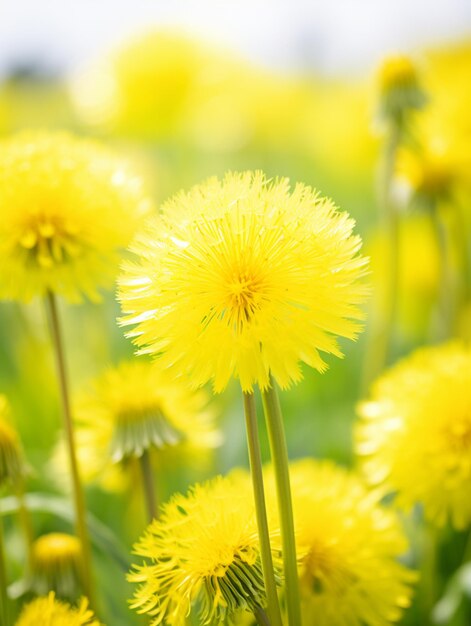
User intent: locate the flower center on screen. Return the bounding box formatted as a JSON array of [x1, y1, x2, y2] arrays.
[[224, 270, 267, 329], [18, 217, 81, 268]]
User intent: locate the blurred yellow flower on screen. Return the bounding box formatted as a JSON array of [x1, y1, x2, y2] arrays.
[[129, 473, 276, 625], [64, 359, 219, 490], [424, 40, 471, 145], [356, 342, 471, 529], [119, 171, 367, 393], [73, 30, 250, 145], [30, 533, 82, 600], [376, 54, 426, 122], [15, 592, 100, 626], [0, 395, 25, 486], [0, 131, 152, 302], [266, 460, 414, 626]]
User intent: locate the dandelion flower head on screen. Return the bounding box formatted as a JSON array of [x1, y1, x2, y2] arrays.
[[30, 533, 82, 600], [0, 131, 152, 302], [66, 359, 219, 490], [376, 54, 426, 123], [356, 342, 471, 529], [119, 171, 367, 393], [129, 472, 277, 625], [282, 460, 414, 626], [15, 592, 100, 626]]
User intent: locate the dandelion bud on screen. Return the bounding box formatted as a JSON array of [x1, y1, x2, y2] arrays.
[[29, 533, 82, 601], [377, 55, 427, 125]]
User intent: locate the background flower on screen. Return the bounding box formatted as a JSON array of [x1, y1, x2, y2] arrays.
[[278, 460, 415, 626], [356, 342, 471, 529], [14, 592, 100, 626], [0, 131, 153, 302]]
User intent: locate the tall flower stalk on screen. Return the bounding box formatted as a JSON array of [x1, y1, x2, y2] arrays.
[[243, 392, 283, 626], [363, 55, 426, 390], [45, 291, 94, 605], [262, 381, 301, 626]]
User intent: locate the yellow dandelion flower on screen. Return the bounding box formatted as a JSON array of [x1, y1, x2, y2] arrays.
[[0, 395, 25, 486], [30, 533, 82, 600], [63, 359, 220, 490], [356, 342, 471, 529], [271, 460, 414, 626], [15, 592, 100, 626], [129, 473, 278, 625], [377, 54, 426, 123], [72, 30, 220, 140], [119, 171, 367, 393], [0, 131, 152, 302]]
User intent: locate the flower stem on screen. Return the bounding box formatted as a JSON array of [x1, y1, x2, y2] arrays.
[[0, 499, 11, 626], [261, 379, 302, 626], [253, 605, 272, 626], [430, 205, 454, 339], [243, 392, 282, 626], [139, 450, 158, 523], [45, 291, 95, 606], [362, 121, 401, 392]]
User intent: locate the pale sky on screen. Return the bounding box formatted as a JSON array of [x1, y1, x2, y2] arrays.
[[0, 0, 470, 78]]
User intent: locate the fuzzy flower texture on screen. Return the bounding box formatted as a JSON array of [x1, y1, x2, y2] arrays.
[[129, 474, 271, 625], [15, 592, 100, 626], [67, 359, 219, 490], [357, 342, 471, 529], [0, 131, 152, 302], [119, 171, 367, 392]]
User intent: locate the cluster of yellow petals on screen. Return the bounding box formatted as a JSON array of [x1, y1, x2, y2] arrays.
[[64, 359, 219, 490], [0, 131, 152, 302], [356, 342, 471, 529], [129, 474, 269, 625], [15, 592, 100, 626], [283, 460, 415, 626], [119, 171, 367, 393]]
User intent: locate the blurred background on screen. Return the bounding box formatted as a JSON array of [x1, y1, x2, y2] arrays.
[[1, 2, 471, 624]]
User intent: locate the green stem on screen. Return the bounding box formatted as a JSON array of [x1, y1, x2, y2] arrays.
[[362, 121, 401, 392], [261, 379, 301, 626], [139, 450, 158, 523], [430, 206, 454, 339], [45, 291, 95, 606], [0, 499, 10, 626], [253, 605, 271, 626], [420, 523, 438, 624], [243, 392, 282, 626]]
